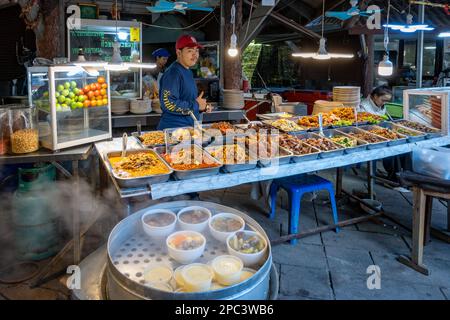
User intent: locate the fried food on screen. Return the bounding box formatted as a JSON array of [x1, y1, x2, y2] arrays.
[[139, 131, 165, 146], [109, 152, 170, 178]]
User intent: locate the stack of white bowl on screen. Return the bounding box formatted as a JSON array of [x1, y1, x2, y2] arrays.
[[333, 86, 361, 108]]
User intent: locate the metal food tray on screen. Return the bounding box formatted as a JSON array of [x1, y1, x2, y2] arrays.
[[393, 120, 442, 139], [258, 145, 293, 168], [132, 131, 166, 148], [106, 149, 173, 188], [204, 144, 258, 173], [164, 126, 212, 147], [154, 144, 222, 180], [377, 122, 426, 143], [201, 123, 248, 145], [287, 141, 322, 163], [321, 129, 368, 154], [359, 125, 408, 147], [262, 119, 307, 134], [336, 127, 389, 149], [292, 132, 345, 158]]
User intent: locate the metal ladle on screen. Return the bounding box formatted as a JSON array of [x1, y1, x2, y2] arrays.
[[121, 132, 128, 157]]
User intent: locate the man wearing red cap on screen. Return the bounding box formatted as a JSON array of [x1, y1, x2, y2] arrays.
[[157, 34, 210, 130]]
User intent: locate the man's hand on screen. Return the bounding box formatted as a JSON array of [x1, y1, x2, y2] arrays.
[[196, 91, 207, 112]]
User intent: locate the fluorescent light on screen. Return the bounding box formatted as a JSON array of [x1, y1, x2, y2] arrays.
[[383, 24, 435, 33], [125, 62, 156, 69], [292, 38, 353, 60], [104, 63, 128, 71], [438, 32, 450, 38], [425, 46, 436, 50], [117, 32, 128, 41], [73, 61, 108, 67]]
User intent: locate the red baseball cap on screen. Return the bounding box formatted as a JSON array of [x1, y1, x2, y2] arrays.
[[176, 35, 204, 50]]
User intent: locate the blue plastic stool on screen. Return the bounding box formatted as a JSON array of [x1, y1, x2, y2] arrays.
[[269, 174, 340, 245]]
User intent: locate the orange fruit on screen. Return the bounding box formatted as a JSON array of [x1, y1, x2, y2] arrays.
[[83, 85, 91, 93], [102, 98, 108, 106], [100, 88, 106, 96], [101, 83, 108, 89], [94, 90, 100, 97], [90, 100, 97, 107], [96, 96, 103, 101], [97, 76, 105, 84], [87, 91, 95, 99], [90, 84, 97, 91], [83, 100, 91, 108]]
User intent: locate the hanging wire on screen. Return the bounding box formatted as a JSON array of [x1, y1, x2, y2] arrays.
[[321, 0, 325, 39], [384, 0, 391, 54], [243, 0, 254, 44], [141, 10, 216, 30], [231, 1, 236, 35]]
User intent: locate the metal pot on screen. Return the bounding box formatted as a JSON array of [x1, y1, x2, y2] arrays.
[[106, 200, 273, 300]]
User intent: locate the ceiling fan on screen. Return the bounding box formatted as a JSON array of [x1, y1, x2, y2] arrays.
[[146, 1, 214, 14], [325, 0, 381, 21]]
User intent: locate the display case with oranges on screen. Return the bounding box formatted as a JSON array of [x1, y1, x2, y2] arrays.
[[27, 65, 112, 151]]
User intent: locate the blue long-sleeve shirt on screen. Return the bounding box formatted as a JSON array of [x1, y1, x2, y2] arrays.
[[157, 61, 200, 130]]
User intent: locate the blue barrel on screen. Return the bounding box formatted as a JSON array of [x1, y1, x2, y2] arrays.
[[12, 190, 60, 261]]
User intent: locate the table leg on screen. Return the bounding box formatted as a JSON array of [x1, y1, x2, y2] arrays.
[[367, 161, 374, 200], [447, 200, 450, 232], [72, 160, 81, 265], [424, 196, 433, 245], [336, 167, 343, 198], [397, 187, 429, 275], [99, 156, 108, 196]]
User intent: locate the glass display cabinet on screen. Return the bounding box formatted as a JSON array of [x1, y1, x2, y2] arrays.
[[68, 19, 142, 99], [403, 87, 450, 135], [27, 65, 112, 151]]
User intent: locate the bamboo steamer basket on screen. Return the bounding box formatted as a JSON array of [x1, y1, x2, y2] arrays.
[[312, 100, 344, 115]]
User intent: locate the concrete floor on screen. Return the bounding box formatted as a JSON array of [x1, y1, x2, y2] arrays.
[[0, 166, 449, 300]]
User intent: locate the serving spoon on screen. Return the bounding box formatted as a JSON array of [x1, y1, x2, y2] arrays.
[[121, 132, 128, 157]]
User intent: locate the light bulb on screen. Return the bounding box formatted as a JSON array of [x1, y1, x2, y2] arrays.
[[118, 32, 128, 41], [438, 32, 450, 38], [378, 54, 393, 77], [228, 33, 238, 57]]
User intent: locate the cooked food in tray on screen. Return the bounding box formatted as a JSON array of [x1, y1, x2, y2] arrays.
[[139, 131, 165, 146], [396, 120, 440, 133], [302, 137, 342, 151], [279, 134, 318, 155], [168, 232, 204, 250], [169, 128, 202, 143], [357, 112, 386, 124], [268, 119, 304, 132], [297, 114, 340, 128], [392, 127, 423, 137], [207, 144, 248, 164], [109, 152, 171, 178], [163, 145, 220, 171], [367, 127, 404, 140], [348, 131, 386, 143], [331, 135, 358, 148], [330, 107, 356, 121], [209, 122, 237, 135]]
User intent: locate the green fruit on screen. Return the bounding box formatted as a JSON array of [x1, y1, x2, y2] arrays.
[[58, 95, 66, 103], [62, 89, 70, 97], [71, 102, 78, 109], [73, 88, 80, 95], [64, 82, 71, 89], [56, 105, 62, 112], [43, 91, 49, 98], [56, 103, 61, 107], [65, 98, 72, 105], [70, 81, 77, 89], [57, 84, 65, 92], [55, 92, 60, 98], [78, 95, 86, 102], [77, 102, 84, 108], [68, 92, 75, 99], [61, 103, 68, 108]]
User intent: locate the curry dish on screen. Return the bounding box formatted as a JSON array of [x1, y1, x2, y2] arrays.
[[109, 152, 170, 178]]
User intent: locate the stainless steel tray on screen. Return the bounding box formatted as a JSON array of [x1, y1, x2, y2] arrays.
[[292, 132, 345, 158], [258, 146, 293, 168], [132, 131, 166, 148], [154, 144, 222, 180], [378, 122, 426, 143], [393, 120, 442, 139], [262, 119, 307, 134], [321, 129, 368, 154], [106, 149, 173, 188], [204, 144, 258, 173], [164, 126, 212, 147], [359, 125, 408, 146], [336, 127, 389, 149]]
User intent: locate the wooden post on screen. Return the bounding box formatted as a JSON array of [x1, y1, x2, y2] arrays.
[[411, 187, 427, 266], [362, 34, 374, 97], [223, 0, 243, 90], [18, 0, 62, 60]]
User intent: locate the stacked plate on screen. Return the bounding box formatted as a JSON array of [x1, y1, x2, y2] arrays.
[[312, 100, 344, 115], [430, 96, 442, 129], [111, 98, 130, 115], [130, 99, 152, 114], [333, 86, 361, 108]]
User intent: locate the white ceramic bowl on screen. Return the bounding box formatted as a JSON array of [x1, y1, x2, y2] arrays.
[[141, 209, 177, 239], [210, 255, 243, 286], [227, 231, 267, 267], [166, 230, 206, 264], [208, 212, 245, 243], [177, 206, 212, 233]]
